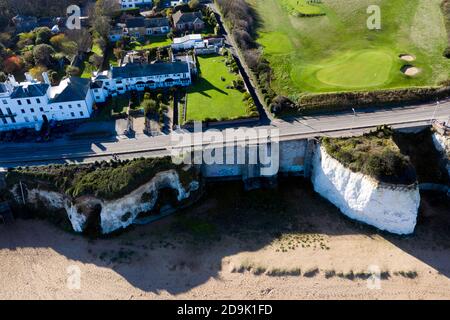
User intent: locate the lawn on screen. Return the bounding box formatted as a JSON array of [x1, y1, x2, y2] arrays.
[[251, 0, 450, 99], [185, 55, 251, 123], [279, 0, 325, 15], [130, 35, 172, 50]]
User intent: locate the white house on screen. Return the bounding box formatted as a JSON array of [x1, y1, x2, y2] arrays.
[[0, 73, 94, 132], [91, 61, 192, 103], [171, 34, 203, 51], [119, 0, 152, 9]]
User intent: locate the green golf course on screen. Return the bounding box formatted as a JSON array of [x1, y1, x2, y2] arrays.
[[252, 0, 450, 98]]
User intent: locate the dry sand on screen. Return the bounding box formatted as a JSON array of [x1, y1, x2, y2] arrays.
[[399, 54, 416, 62], [403, 66, 421, 76], [0, 182, 449, 300]]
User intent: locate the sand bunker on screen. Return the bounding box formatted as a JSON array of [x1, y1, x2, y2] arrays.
[[401, 65, 421, 76], [399, 54, 416, 62]]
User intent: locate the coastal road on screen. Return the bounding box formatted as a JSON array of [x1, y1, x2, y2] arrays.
[[0, 100, 449, 168]]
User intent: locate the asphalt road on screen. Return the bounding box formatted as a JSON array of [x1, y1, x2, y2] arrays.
[[0, 100, 449, 168]]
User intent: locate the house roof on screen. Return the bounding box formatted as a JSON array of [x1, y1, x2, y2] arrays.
[[125, 17, 146, 28], [172, 11, 203, 26], [50, 77, 91, 103], [173, 34, 202, 44], [109, 62, 189, 79], [10, 83, 49, 99], [0, 84, 8, 94], [145, 17, 170, 28]]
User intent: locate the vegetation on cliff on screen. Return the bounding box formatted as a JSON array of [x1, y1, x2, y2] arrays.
[[321, 126, 416, 185], [5, 157, 197, 200]]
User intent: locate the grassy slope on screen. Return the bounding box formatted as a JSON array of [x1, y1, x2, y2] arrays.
[[252, 0, 450, 99], [186, 55, 250, 122]]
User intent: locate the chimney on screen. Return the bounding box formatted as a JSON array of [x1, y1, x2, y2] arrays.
[[24, 72, 33, 82], [42, 72, 51, 85], [8, 74, 18, 86]]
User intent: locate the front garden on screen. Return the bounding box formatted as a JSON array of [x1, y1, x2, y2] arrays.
[[183, 54, 258, 124]]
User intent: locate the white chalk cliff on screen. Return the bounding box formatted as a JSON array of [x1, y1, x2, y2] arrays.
[[14, 169, 199, 234], [432, 132, 450, 177], [311, 145, 420, 235]]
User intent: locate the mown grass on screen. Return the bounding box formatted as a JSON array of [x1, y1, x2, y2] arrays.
[[186, 55, 251, 123], [129, 35, 172, 50], [251, 0, 450, 98], [321, 126, 416, 184]]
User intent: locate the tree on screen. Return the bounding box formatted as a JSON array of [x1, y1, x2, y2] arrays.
[[2, 55, 24, 73], [89, 54, 103, 69], [33, 44, 54, 67], [188, 0, 200, 10], [143, 99, 158, 116], [66, 65, 80, 77], [35, 27, 52, 45], [66, 29, 92, 53], [113, 47, 125, 62], [0, 71, 7, 82], [29, 65, 47, 82]]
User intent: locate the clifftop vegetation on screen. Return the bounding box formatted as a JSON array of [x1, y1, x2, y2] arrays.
[[321, 126, 416, 185], [5, 157, 197, 200]]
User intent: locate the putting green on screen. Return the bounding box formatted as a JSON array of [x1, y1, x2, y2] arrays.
[[292, 50, 396, 89]]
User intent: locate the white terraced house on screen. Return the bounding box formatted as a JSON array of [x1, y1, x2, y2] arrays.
[[91, 61, 192, 103], [119, 0, 152, 9], [0, 73, 94, 132]]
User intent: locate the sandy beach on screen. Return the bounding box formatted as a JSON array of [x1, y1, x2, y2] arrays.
[[0, 180, 449, 299]]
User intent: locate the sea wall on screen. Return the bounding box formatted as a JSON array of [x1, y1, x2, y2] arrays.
[[311, 145, 420, 235]]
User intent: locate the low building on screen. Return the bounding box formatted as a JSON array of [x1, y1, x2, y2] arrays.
[[91, 61, 192, 102], [0, 74, 94, 132], [109, 17, 171, 41], [124, 17, 147, 38], [172, 10, 204, 32], [171, 34, 203, 51], [119, 0, 153, 9], [195, 37, 225, 55], [145, 17, 171, 35], [12, 15, 38, 33]]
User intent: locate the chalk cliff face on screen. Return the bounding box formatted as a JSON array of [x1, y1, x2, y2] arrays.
[[311, 145, 420, 235], [432, 132, 450, 177], [12, 170, 199, 234]]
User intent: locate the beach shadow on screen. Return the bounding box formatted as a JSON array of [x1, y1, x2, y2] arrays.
[[0, 178, 448, 294]]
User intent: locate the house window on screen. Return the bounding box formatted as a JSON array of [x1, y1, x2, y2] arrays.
[[21, 109, 25, 114], [59, 106, 63, 110], [36, 98, 40, 103], [80, 111, 84, 116], [2, 100, 7, 104], [68, 104, 72, 108], [77, 104, 81, 108], [71, 112, 75, 117], [39, 107, 44, 112], [96, 96, 100, 100], [30, 108, 34, 113], [17, 100, 22, 105], [26, 99, 31, 104], [33, 115, 38, 122], [24, 117, 29, 122]]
